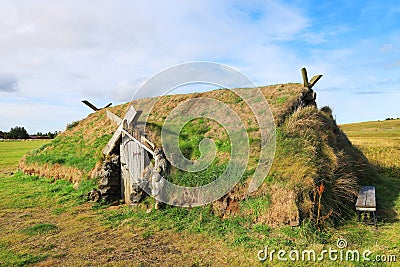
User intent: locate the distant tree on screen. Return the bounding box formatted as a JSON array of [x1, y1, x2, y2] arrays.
[[46, 131, 59, 139], [8, 126, 29, 139]]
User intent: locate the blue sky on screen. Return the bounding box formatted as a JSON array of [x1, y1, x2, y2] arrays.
[[0, 0, 399, 133]]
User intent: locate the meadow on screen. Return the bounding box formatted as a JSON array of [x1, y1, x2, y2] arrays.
[[0, 140, 49, 174], [0, 140, 259, 266], [0, 118, 399, 266], [340, 119, 400, 178]]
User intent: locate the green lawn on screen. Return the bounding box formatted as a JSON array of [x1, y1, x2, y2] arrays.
[[0, 140, 259, 266], [0, 140, 50, 173]]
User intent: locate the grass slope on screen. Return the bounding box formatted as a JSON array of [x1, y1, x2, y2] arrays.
[[20, 84, 308, 180]]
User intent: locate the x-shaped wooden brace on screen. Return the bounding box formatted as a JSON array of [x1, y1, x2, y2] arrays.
[[102, 105, 154, 157], [301, 67, 323, 89]]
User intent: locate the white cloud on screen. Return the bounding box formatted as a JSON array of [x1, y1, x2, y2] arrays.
[[0, 0, 398, 132], [114, 80, 138, 102]]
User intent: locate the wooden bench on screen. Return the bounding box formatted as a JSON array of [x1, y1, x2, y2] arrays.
[[356, 186, 377, 228]]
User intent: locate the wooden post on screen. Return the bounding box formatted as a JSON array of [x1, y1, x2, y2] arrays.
[[309, 75, 323, 89], [301, 67, 323, 89], [301, 67, 309, 88]]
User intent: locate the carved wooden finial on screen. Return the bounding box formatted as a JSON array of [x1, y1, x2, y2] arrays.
[[82, 100, 112, 111], [301, 67, 323, 89], [301, 67, 309, 88]]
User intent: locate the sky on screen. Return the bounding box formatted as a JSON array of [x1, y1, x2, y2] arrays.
[[0, 0, 399, 133]]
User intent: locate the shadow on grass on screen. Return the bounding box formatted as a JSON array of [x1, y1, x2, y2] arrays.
[[374, 166, 400, 223]]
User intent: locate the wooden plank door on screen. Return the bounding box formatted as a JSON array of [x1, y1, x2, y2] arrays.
[[120, 134, 150, 204]]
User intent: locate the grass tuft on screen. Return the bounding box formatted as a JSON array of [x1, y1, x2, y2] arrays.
[[21, 223, 58, 236]]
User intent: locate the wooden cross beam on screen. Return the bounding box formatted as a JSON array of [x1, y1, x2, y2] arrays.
[[301, 67, 323, 89], [82, 100, 112, 111], [103, 105, 140, 156], [106, 110, 123, 125], [120, 128, 155, 156], [103, 105, 154, 156]]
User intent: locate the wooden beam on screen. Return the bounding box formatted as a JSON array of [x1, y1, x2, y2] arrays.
[[82, 100, 99, 111], [309, 74, 323, 89], [82, 100, 112, 111], [301, 68, 323, 89], [121, 129, 154, 156], [106, 110, 122, 125], [103, 105, 140, 156], [125, 105, 142, 127], [301, 67, 309, 88], [103, 123, 123, 156], [141, 136, 155, 149], [103, 103, 112, 109]]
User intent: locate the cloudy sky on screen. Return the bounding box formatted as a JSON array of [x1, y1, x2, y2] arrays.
[[0, 0, 399, 133]]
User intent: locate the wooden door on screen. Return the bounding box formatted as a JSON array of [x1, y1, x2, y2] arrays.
[[120, 133, 150, 204]]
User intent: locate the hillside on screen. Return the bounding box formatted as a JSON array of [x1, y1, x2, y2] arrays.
[[19, 83, 378, 226]]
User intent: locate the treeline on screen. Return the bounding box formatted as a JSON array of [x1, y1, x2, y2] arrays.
[[0, 126, 59, 140]]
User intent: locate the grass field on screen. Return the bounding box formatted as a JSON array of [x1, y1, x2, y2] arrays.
[[0, 118, 399, 266], [0, 140, 260, 266], [340, 119, 400, 264], [340, 119, 400, 177], [0, 140, 50, 174]]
